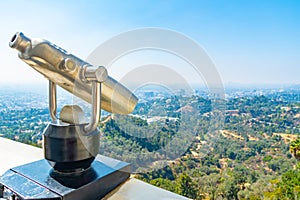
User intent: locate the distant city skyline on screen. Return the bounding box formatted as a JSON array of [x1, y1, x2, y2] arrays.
[[0, 0, 299, 86]]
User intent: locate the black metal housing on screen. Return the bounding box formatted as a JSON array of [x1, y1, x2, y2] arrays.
[[0, 158, 130, 200], [43, 123, 100, 172]]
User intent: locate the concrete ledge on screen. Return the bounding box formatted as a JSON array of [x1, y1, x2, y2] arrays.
[[0, 137, 43, 174], [104, 178, 190, 200], [0, 137, 189, 200]]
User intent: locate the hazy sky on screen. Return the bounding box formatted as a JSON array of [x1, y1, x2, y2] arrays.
[[0, 0, 299, 86]]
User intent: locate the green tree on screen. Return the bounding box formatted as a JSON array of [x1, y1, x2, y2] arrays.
[[265, 164, 300, 200], [290, 139, 300, 160], [149, 178, 176, 192], [175, 173, 197, 199], [217, 177, 240, 200]]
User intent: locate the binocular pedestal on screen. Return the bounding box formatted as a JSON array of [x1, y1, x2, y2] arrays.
[[0, 123, 130, 200], [43, 123, 100, 173], [0, 157, 130, 200], [0, 32, 138, 200]]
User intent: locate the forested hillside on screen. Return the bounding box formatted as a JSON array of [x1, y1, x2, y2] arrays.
[[0, 88, 299, 199], [99, 93, 300, 199]]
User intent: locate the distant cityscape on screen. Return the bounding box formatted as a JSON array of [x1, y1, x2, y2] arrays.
[[0, 83, 298, 136], [0, 84, 299, 199]]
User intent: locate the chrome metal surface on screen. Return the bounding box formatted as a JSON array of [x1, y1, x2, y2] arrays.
[[5, 32, 145, 199], [81, 65, 108, 83], [84, 82, 101, 134], [49, 81, 57, 121], [81, 66, 107, 134], [59, 105, 86, 124], [10, 32, 138, 114]]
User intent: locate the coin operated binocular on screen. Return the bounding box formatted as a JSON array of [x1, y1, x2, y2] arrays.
[[0, 32, 138, 200]]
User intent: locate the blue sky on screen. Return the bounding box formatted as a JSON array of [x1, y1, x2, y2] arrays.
[[0, 0, 299, 85]]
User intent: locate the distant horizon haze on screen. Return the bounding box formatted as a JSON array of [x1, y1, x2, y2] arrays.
[[0, 1, 299, 85]]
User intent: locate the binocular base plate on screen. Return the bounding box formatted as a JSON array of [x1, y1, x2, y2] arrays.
[[0, 156, 130, 200]]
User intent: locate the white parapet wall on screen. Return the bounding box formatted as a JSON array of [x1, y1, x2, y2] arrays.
[[0, 137, 43, 175], [0, 137, 190, 200]]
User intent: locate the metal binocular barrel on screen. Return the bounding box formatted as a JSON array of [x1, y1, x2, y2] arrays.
[[9, 32, 138, 115]]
